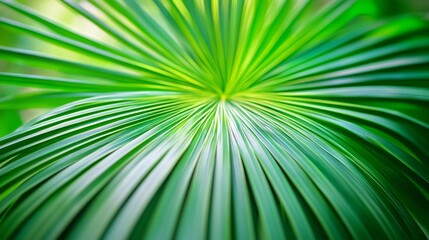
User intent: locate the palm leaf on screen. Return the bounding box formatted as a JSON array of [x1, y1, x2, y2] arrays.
[[0, 0, 428, 239]]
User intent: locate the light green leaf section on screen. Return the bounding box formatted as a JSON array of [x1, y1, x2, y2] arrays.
[[0, 0, 428, 239]]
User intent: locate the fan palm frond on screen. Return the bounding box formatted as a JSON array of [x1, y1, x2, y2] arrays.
[[0, 0, 429, 239]]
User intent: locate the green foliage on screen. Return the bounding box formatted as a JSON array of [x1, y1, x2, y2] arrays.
[[0, 0, 429, 239]]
